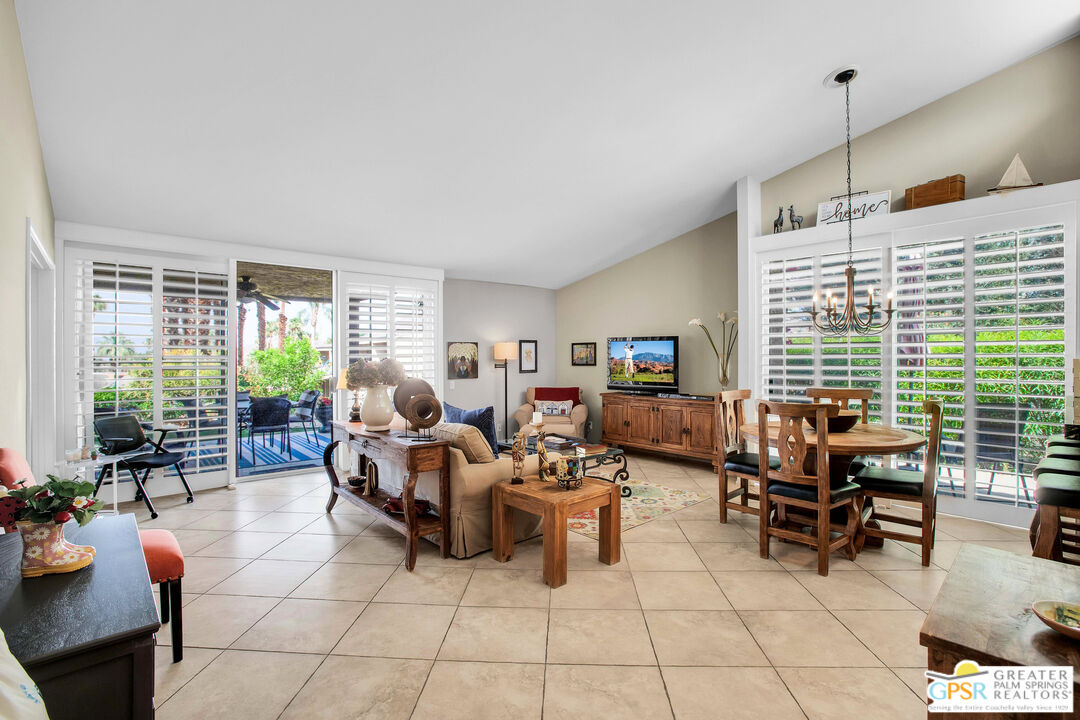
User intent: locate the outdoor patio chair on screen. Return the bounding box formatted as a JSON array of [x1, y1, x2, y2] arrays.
[[248, 396, 292, 465], [93, 414, 193, 519], [289, 390, 322, 446]]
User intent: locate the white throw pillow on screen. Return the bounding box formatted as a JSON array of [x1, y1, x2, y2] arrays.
[[535, 399, 573, 417]]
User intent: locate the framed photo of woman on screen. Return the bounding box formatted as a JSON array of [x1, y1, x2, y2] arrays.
[[519, 340, 538, 373]]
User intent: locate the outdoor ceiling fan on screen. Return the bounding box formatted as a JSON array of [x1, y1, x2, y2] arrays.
[[236, 275, 280, 310]]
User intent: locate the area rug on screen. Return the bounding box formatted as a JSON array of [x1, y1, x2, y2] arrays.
[[568, 479, 708, 539]]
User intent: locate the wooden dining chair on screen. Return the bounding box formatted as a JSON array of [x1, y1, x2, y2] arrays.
[[757, 401, 861, 576], [716, 390, 779, 523], [806, 386, 873, 475], [852, 399, 943, 566]]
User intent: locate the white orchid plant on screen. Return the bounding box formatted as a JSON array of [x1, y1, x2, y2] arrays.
[[689, 312, 738, 389]]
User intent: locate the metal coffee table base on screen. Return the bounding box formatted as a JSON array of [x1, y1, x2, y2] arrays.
[[583, 452, 631, 497]]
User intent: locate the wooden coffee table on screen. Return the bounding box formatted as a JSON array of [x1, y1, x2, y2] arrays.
[[492, 475, 620, 588]]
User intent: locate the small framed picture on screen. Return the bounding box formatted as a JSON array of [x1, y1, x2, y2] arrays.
[[571, 342, 596, 366], [448, 341, 479, 379], [519, 340, 538, 373]]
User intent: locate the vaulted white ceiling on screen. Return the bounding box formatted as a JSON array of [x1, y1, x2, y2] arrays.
[[16, 1, 1080, 288]]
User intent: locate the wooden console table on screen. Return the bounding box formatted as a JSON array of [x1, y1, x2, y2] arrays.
[[600, 392, 718, 467], [0, 515, 160, 720], [324, 421, 451, 570]]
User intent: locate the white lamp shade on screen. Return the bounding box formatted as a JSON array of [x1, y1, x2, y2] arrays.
[[493, 342, 518, 361], [336, 368, 349, 390]]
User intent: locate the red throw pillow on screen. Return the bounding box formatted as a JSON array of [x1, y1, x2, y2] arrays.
[[534, 387, 580, 406]]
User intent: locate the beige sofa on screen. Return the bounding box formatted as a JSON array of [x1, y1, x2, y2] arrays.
[[513, 387, 588, 438]]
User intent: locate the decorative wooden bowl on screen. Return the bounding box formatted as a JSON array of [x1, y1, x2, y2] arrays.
[[1032, 600, 1080, 640], [806, 409, 861, 433]]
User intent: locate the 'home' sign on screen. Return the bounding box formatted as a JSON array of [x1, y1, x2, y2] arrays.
[[817, 190, 891, 225]]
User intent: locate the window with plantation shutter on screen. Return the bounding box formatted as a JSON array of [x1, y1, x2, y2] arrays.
[[760, 256, 814, 403], [345, 283, 391, 365]]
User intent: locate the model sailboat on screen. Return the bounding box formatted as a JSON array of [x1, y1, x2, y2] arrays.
[[988, 153, 1043, 194]]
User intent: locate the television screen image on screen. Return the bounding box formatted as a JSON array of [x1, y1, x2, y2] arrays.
[[607, 336, 678, 391]]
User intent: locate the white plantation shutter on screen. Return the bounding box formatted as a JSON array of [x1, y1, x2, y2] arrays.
[[971, 225, 1066, 508], [820, 248, 884, 421], [760, 256, 814, 403], [345, 283, 391, 364], [392, 285, 438, 383], [160, 269, 230, 474]]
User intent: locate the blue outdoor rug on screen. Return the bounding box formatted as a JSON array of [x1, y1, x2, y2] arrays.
[[238, 429, 332, 472]]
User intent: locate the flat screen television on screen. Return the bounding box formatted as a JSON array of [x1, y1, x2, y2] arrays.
[[606, 336, 679, 393]]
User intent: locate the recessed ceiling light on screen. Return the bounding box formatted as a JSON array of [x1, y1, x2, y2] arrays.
[[823, 65, 859, 88]]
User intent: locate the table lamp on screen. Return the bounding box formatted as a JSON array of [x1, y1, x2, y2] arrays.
[[494, 342, 518, 440], [338, 368, 361, 422]]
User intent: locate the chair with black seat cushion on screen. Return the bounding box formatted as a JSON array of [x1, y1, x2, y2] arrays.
[[1031, 473, 1080, 565], [716, 390, 779, 523], [289, 390, 321, 446], [853, 399, 943, 566], [1033, 457, 1080, 478], [248, 396, 292, 465], [1045, 444, 1080, 459], [93, 414, 193, 519], [806, 387, 873, 475], [758, 401, 861, 576]]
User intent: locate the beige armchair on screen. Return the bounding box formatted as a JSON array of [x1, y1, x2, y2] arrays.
[[513, 387, 588, 438]]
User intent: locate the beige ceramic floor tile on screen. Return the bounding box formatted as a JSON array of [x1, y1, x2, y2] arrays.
[[936, 515, 1028, 542], [157, 649, 321, 720], [240, 511, 322, 532], [550, 571, 640, 609], [231, 598, 365, 653], [361, 521, 404, 537], [413, 541, 482, 566], [134, 507, 218, 531], [711, 571, 822, 610], [191, 531, 291, 559], [870, 569, 948, 610], [374, 566, 474, 605], [277, 495, 355, 513], [329, 534, 409, 564], [969, 539, 1034, 556], [544, 664, 673, 720], [206, 559, 322, 597], [566, 541, 626, 571], [621, 518, 689, 543], [767, 539, 861, 572], [892, 666, 931, 699], [692, 542, 785, 572], [180, 556, 251, 593], [225, 495, 297, 512], [853, 539, 934, 571], [833, 610, 928, 667], [259, 532, 353, 561], [154, 646, 221, 704], [472, 536, 545, 569], [924, 540, 962, 570], [646, 610, 767, 666], [740, 610, 881, 667], [793, 569, 917, 610], [178, 594, 280, 648], [633, 571, 732, 610], [675, 519, 756, 543], [300, 512, 374, 535], [182, 510, 269, 531], [170, 529, 230, 555], [779, 667, 927, 720], [623, 542, 706, 571], [280, 655, 431, 720], [662, 666, 805, 720], [670, 500, 723, 520], [332, 601, 456, 659], [460, 568, 549, 608], [411, 661, 545, 720], [290, 561, 396, 601], [546, 608, 656, 665], [439, 606, 548, 663]]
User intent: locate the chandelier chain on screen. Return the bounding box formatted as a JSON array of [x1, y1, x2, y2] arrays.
[[845, 79, 853, 266]]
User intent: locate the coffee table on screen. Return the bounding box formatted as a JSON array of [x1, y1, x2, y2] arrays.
[[496, 435, 632, 497], [492, 475, 620, 588]]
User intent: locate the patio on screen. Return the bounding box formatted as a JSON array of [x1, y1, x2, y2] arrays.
[[237, 426, 332, 474]]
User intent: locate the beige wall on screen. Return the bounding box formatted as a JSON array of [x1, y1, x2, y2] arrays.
[[0, 0, 54, 453], [762, 35, 1080, 229], [555, 213, 737, 440]]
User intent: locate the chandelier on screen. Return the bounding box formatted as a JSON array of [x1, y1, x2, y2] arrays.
[[808, 67, 894, 336]]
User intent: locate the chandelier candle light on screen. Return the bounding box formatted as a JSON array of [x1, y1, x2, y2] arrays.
[[809, 66, 894, 336]]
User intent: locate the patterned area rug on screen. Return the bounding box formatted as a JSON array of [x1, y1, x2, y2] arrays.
[[568, 479, 708, 539]]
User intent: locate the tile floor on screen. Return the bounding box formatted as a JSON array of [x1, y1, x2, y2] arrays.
[[131, 453, 1034, 720]]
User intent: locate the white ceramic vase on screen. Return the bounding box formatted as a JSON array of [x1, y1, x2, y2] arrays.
[[361, 384, 394, 431]]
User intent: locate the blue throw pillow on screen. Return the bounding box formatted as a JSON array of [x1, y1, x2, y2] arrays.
[[443, 403, 499, 455]]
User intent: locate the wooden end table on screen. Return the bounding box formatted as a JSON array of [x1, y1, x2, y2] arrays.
[[492, 475, 620, 588]]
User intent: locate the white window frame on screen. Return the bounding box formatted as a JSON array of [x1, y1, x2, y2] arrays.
[[739, 179, 1080, 527]]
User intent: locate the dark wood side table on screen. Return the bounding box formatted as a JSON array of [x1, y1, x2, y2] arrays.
[[492, 475, 620, 588], [0, 514, 160, 720], [920, 544, 1080, 719], [325, 421, 451, 570]]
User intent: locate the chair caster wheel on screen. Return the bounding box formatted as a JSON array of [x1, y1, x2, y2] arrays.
[[186, 497, 194, 503], [150, 512, 159, 520]]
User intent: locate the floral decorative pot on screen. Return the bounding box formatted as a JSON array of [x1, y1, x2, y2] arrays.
[[360, 384, 395, 431], [17, 521, 95, 578]]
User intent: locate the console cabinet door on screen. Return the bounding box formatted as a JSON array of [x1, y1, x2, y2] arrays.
[[627, 403, 656, 446], [657, 406, 688, 452], [686, 407, 716, 455], [602, 400, 628, 442]]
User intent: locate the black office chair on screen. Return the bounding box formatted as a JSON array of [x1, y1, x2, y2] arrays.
[[248, 396, 292, 465], [289, 390, 321, 446], [93, 414, 193, 519]]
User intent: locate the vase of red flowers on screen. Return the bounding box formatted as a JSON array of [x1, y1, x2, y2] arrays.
[[1, 477, 104, 578], [315, 396, 334, 432]]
